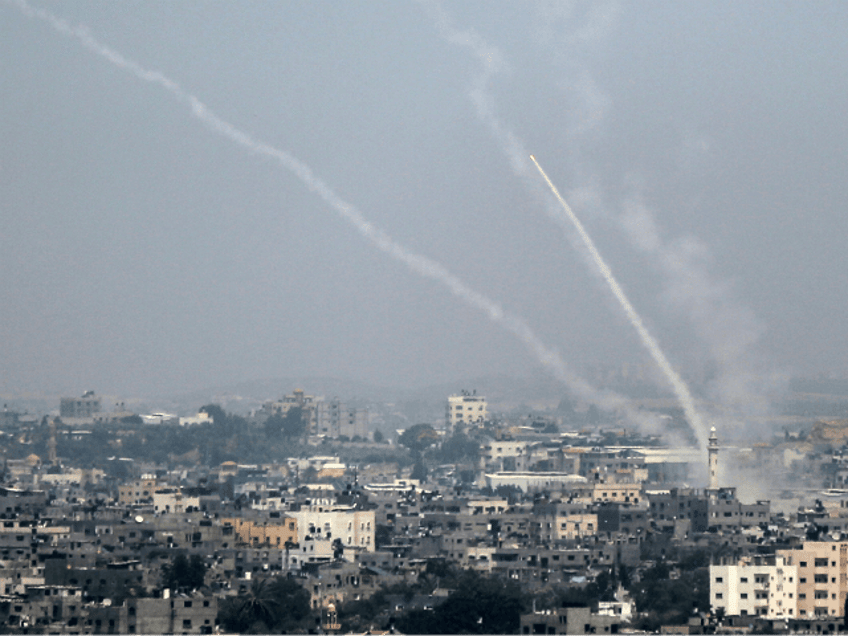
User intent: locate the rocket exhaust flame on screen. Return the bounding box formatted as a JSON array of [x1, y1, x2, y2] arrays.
[[530, 154, 708, 450]]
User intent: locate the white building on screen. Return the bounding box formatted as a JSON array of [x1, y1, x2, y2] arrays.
[[140, 412, 179, 426], [179, 411, 212, 426], [711, 555, 798, 619], [480, 440, 529, 472], [446, 391, 487, 428], [485, 471, 587, 493], [152, 489, 201, 514], [287, 507, 376, 552]]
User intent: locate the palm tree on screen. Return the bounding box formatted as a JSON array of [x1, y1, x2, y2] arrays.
[[218, 576, 312, 633], [219, 578, 280, 633]]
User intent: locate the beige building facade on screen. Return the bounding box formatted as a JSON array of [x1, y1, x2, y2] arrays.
[[222, 517, 298, 548], [778, 541, 848, 618], [446, 392, 487, 427]]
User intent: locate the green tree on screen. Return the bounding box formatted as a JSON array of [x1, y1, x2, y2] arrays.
[[338, 588, 390, 632], [553, 569, 615, 610], [397, 571, 526, 634], [398, 423, 439, 454], [410, 457, 428, 482], [199, 404, 227, 425], [264, 406, 307, 438], [162, 554, 206, 592], [618, 563, 632, 588], [629, 563, 708, 631], [218, 576, 311, 633], [434, 430, 480, 463], [263, 413, 285, 438]]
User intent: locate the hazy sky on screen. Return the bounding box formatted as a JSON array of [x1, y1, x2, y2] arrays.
[[2, 1, 847, 403]]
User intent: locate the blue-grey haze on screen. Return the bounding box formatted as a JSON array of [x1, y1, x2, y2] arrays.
[[2, 2, 846, 417]]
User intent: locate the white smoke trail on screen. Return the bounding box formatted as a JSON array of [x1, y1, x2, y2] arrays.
[[531, 156, 708, 450], [620, 196, 787, 433], [430, 4, 707, 447], [527, 2, 786, 443], [6, 0, 655, 425]]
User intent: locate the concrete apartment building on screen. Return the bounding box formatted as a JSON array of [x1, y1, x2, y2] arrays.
[[777, 541, 848, 619], [314, 399, 369, 439], [446, 391, 487, 427], [575, 448, 647, 480], [708, 487, 770, 532], [59, 391, 101, 419], [480, 440, 529, 472], [287, 507, 376, 551], [711, 555, 798, 619], [222, 517, 298, 549], [646, 487, 710, 532], [588, 482, 644, 505], [261, 390, 369, 438], [117, 478, 159, 505], [520, 606, 622, 635], [484, 471, 587, 493], [261, 389, 320, 430], [152, 489, 200, 514], [712, 544, 848, 621]]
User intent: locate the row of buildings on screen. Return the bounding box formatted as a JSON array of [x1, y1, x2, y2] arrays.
[[5, 387, 848, 633]]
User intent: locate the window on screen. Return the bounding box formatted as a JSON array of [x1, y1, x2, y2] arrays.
[[715, 577, 723, 583]]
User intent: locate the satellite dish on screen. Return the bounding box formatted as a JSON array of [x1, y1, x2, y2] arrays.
[[135, 515, 144, 523]]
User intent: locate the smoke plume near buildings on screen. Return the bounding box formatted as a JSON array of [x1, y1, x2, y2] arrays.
[[531, 155, 708, 449], [430, 3, 793, 450]]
